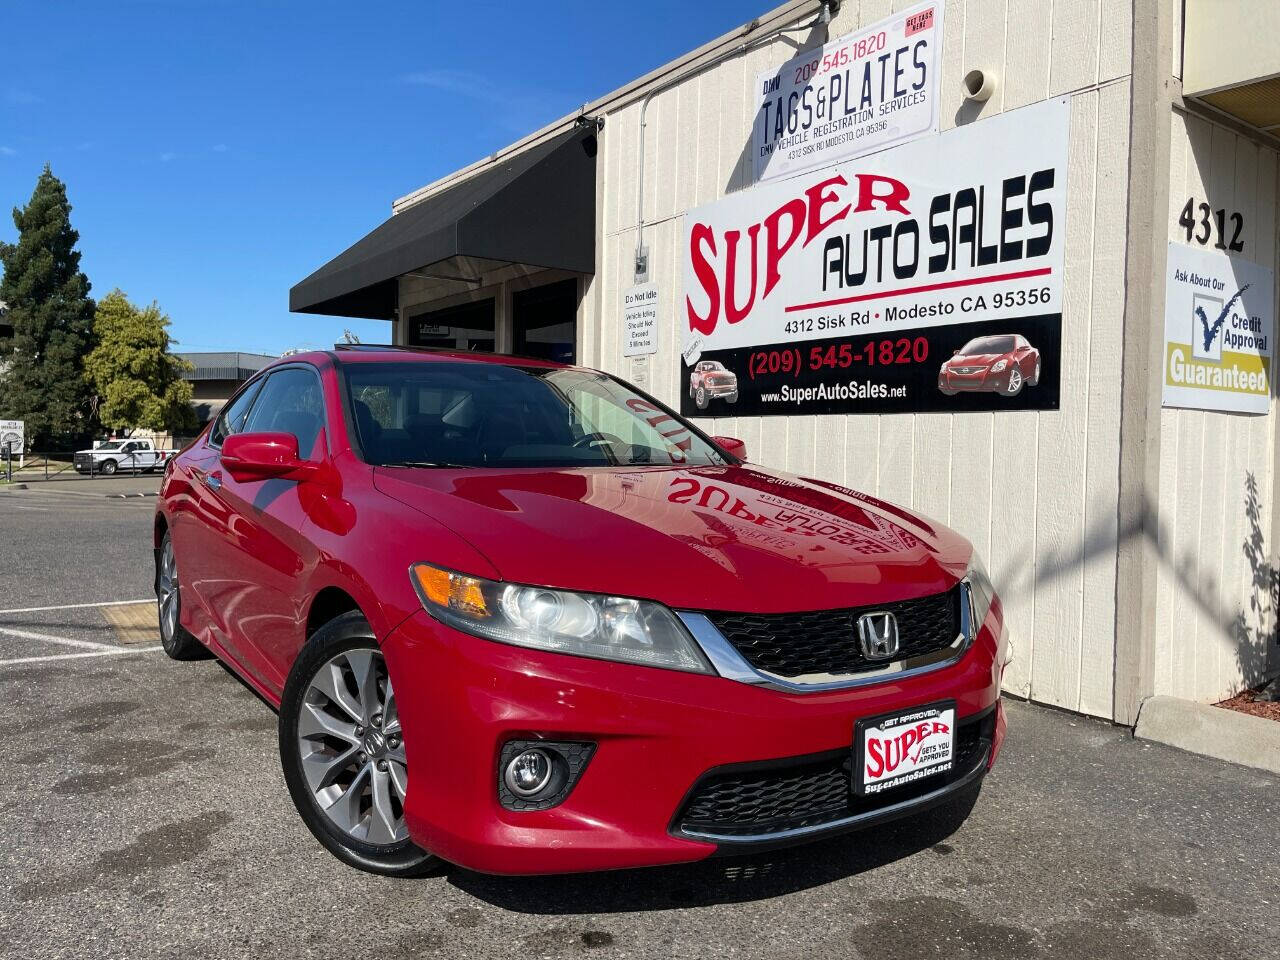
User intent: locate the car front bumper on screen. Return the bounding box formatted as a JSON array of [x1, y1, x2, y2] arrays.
[[381, 603, 1006, 875], [939, 367, 1013, 393], [702, 380, 738, 397]]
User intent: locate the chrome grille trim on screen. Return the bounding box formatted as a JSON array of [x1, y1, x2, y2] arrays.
[[679, 579, 975, 694]]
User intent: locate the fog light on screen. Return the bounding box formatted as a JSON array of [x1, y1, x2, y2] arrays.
[[504, 749, 553, 797], [497, 739, 596, 811]]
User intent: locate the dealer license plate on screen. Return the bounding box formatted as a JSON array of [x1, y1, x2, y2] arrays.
[[855, 701, 956, 795]]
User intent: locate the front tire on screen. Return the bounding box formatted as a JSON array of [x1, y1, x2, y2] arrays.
[[156, 532, 207, 660], [279, 611, 436, 877], [1004, 368, 1023, 396], [695, 386, 708, 410], [100, 459, 118, 475]]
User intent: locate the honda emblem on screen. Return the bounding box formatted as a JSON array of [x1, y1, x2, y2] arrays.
[[857, 611, 900, 660]]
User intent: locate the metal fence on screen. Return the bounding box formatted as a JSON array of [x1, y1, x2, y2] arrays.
[[2, 442, 185, 482]]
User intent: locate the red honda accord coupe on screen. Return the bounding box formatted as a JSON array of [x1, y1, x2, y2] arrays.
[[154, 345, 1009, 876]]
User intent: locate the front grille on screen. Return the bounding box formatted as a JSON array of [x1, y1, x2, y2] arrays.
[[706, 586, 963, 679], [673, 708, 993, 839]]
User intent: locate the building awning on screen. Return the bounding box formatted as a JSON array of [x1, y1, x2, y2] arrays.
[[289, 127, 598, 320]]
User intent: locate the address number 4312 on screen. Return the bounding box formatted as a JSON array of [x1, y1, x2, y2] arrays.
[[1179, 197, 1244, 252]]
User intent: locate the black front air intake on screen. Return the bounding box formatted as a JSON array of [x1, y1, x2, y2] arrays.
[[705, 586, 963, 679], [672, 707, 995, 840]]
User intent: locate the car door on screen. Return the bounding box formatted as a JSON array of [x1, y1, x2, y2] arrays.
[[173, 377, 266, 648], [207, 364, 328, 690]]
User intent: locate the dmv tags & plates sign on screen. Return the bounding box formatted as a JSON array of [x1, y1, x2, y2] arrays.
[[752, 1, 943, 184]]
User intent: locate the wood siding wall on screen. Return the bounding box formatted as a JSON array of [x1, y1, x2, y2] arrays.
[[1154, 111, 1280, 704], [591, 0, 1134, 718]]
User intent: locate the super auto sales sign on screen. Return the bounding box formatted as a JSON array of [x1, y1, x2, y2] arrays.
[[681, 98, 1069, 418]]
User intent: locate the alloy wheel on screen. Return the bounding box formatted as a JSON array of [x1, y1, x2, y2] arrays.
[[157, 538, 179, 644], [1007, 368, 1023, 394], [297, 650, 408, 846]]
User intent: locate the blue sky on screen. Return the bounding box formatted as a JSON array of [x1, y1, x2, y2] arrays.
[[0, 1, 756, 356]]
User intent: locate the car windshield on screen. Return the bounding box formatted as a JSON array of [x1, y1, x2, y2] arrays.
[[343, 361, 732, 469], [959, 336, 1016, 355], [96, 441, 124, 451]]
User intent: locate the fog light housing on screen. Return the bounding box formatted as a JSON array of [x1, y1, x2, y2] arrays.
[[504, 749, 553, 797], [497, 740, 596, 811]]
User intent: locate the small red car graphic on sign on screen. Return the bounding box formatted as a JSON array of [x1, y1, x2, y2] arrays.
[[689, 360, 739, 409], [938, 334, 1041, 397]]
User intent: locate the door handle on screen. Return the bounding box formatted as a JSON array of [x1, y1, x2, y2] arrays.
[[203, 471, 223, 491]]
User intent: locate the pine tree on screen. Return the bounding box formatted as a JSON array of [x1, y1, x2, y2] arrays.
[[0, 167, 96, 448], [84, 290, 197, 433]]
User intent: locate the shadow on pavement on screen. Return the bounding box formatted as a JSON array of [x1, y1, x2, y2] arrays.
[[447, 785, 977, 913]]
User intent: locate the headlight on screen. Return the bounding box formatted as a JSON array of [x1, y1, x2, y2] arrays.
[[964, 551, 997, 638], [990, 359, 1008, 372], [410, 563, 712, 674]]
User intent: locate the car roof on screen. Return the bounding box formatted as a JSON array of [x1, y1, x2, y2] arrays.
[[260, 345, 581, 373]]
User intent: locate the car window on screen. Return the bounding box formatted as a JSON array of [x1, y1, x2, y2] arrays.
[[342, 361, 731, 469], [960, 335, 1016, 355], [210, 377, 265, 447], [242, 366, 326, 458]]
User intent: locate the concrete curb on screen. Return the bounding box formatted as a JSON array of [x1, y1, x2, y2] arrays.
[[1135, 695, 1280, 775]]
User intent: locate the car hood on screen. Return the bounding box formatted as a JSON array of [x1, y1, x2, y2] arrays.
[[373, 463, 971, 613], [946, 352, 1006, 367]]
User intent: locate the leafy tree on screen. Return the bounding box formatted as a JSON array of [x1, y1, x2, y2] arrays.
[[84, 290, 197, 433], [0, 166, 97, 447]]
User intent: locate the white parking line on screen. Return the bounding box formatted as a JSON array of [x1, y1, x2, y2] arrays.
[[0, 626, 119, 651], [0, 599, 152, 615], [0, 646, 162, 666]]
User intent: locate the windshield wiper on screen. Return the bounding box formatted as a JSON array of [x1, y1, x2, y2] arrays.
[[381, 460, 470, 469]]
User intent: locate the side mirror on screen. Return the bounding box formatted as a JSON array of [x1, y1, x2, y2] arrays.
[[953, 349, 961, 355], [712, 436, 747, 461], [221, 432, 319, 482]]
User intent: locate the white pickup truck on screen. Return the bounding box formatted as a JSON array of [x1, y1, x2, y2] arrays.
[[73, 439, 168, 475]]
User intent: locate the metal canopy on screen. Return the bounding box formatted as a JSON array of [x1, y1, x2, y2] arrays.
[[289, 128, 597, 320]]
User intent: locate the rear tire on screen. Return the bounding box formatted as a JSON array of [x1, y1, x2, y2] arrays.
[[279, 611, 437, 877], [156, 532, 207, 660]]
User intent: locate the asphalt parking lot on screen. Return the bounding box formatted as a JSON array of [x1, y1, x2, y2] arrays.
[[1, 476, 1278, 960]]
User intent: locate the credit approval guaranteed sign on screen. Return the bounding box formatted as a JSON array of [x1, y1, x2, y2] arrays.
[[680, 98, 1069, 418], [751, 1, 943, 185], [1162, 243, 1274, 414]]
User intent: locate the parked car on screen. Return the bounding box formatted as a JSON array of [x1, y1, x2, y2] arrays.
[[938, 334, 1041, 396], [75, 438, 167, 475], [689, 359, 738, 409], [155, 345, 1009, 877]]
